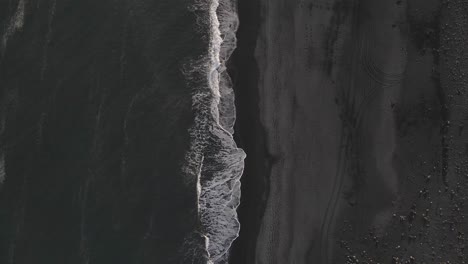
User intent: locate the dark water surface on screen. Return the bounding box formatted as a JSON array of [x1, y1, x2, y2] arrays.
[[0, 1, 205, 263]]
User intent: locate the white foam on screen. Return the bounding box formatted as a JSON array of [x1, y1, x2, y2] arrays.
[[182, 0, 245, 263], [2, 0, 26, 54]]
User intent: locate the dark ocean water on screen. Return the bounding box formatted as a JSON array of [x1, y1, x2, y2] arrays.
[[0, 0, 242, 263]]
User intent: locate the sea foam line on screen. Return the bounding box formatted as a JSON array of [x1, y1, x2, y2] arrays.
[[182, 0, 245, 263]]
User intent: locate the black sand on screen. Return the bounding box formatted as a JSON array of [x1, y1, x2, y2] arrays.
[[230, 0, 468, 263], [229, 0, 267, 263]]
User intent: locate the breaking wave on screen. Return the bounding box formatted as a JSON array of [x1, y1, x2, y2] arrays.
[[181, 0, 245, 263]]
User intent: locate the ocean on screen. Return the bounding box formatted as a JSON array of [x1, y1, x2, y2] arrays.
[[0, 0, 243, 263], [4, 0, 468, 263]]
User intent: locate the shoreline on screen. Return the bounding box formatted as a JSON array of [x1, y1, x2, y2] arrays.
[[227, 0, 468, 263], [228, 0, 268, 263]]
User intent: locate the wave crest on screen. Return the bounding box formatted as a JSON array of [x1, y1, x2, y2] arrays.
[[181, 0, 245, 263]]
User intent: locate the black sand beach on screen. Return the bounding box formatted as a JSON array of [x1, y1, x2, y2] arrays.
[[229, 0, 266, 263], [1, 0, 468, 263], [230, 0, 468, 263]]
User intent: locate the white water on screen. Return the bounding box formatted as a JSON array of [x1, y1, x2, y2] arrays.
[[182, 0, 245, 263], [1, 0, 25, 55]]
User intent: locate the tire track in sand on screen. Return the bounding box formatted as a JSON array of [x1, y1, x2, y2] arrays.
[[318, 1, 405, 262]]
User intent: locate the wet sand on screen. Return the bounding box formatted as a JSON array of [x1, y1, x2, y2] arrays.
[[231, 0, 468, 263], [229, 0, 268, 263]]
